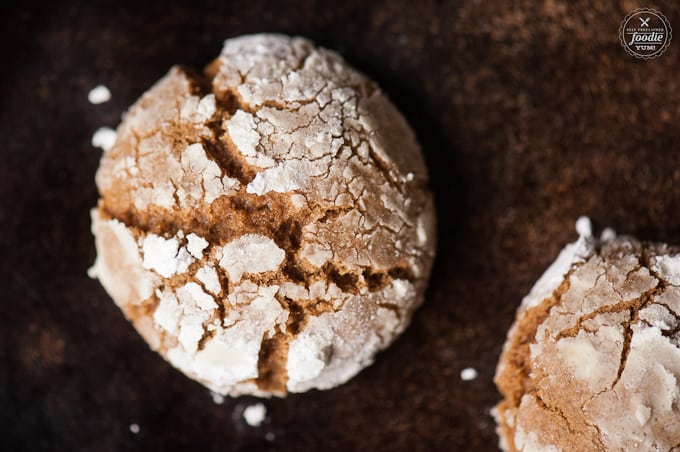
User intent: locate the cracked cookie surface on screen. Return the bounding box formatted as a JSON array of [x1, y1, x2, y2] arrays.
[[494, 219, 680, 451], [89, 34, 436, 397]]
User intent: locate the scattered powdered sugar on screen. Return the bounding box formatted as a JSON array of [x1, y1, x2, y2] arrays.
[[243, 403, 267, 427], [129, 423, 140, 434], [210, 391, 225, 405], [88, 85, 111, 104], [600, 227, 617, 241], [91, 127, 117, 151], [461, 367, 478, 381], [575, 216, 592, 237]]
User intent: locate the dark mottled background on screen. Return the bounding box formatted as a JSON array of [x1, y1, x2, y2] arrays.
[[2, 0, 680, 450]]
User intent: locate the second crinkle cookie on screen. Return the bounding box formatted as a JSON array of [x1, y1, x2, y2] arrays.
[[89, 34, 436, 397], [495, 218, 680, 450]]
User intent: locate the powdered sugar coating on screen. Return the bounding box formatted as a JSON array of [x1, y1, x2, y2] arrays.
[[90, 34, 435, 396], [495, 224, 680, 451]]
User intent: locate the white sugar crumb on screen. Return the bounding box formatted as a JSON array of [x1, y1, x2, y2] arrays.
[[91, 127, 117, 151], [142, 233, 193, 277], [129, 423, 140, 434], [461, 367, 478, 381], [210, 391, 225, 405], [601, 227, 617, 241], [196, 94, 216, 120], [196, 266, 222, 295], [88, 85, 111, 104], [186, 233, 209, 259], [286, 332, 330, 386], [575, 216, 592, 237], [177, 282, 217, 311], [652, 254, 680, 286], [243, 403, 267, 427], [219, 234, 285, 282], [153, 291, 181, 333]]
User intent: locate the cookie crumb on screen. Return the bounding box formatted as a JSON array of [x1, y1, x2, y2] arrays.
[[243, 403, 266, 427], [129, 423, 140, 434], [91, 127, 116, 151], [460, 367, 478, 381], [88, 85, 111, 104]]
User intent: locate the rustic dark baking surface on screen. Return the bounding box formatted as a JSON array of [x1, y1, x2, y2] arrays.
[[3, 0, 680, 450]]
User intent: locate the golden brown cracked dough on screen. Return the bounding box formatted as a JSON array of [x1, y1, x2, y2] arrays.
[[495, 218, 680, 451], [89, 34, 436, 397]]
